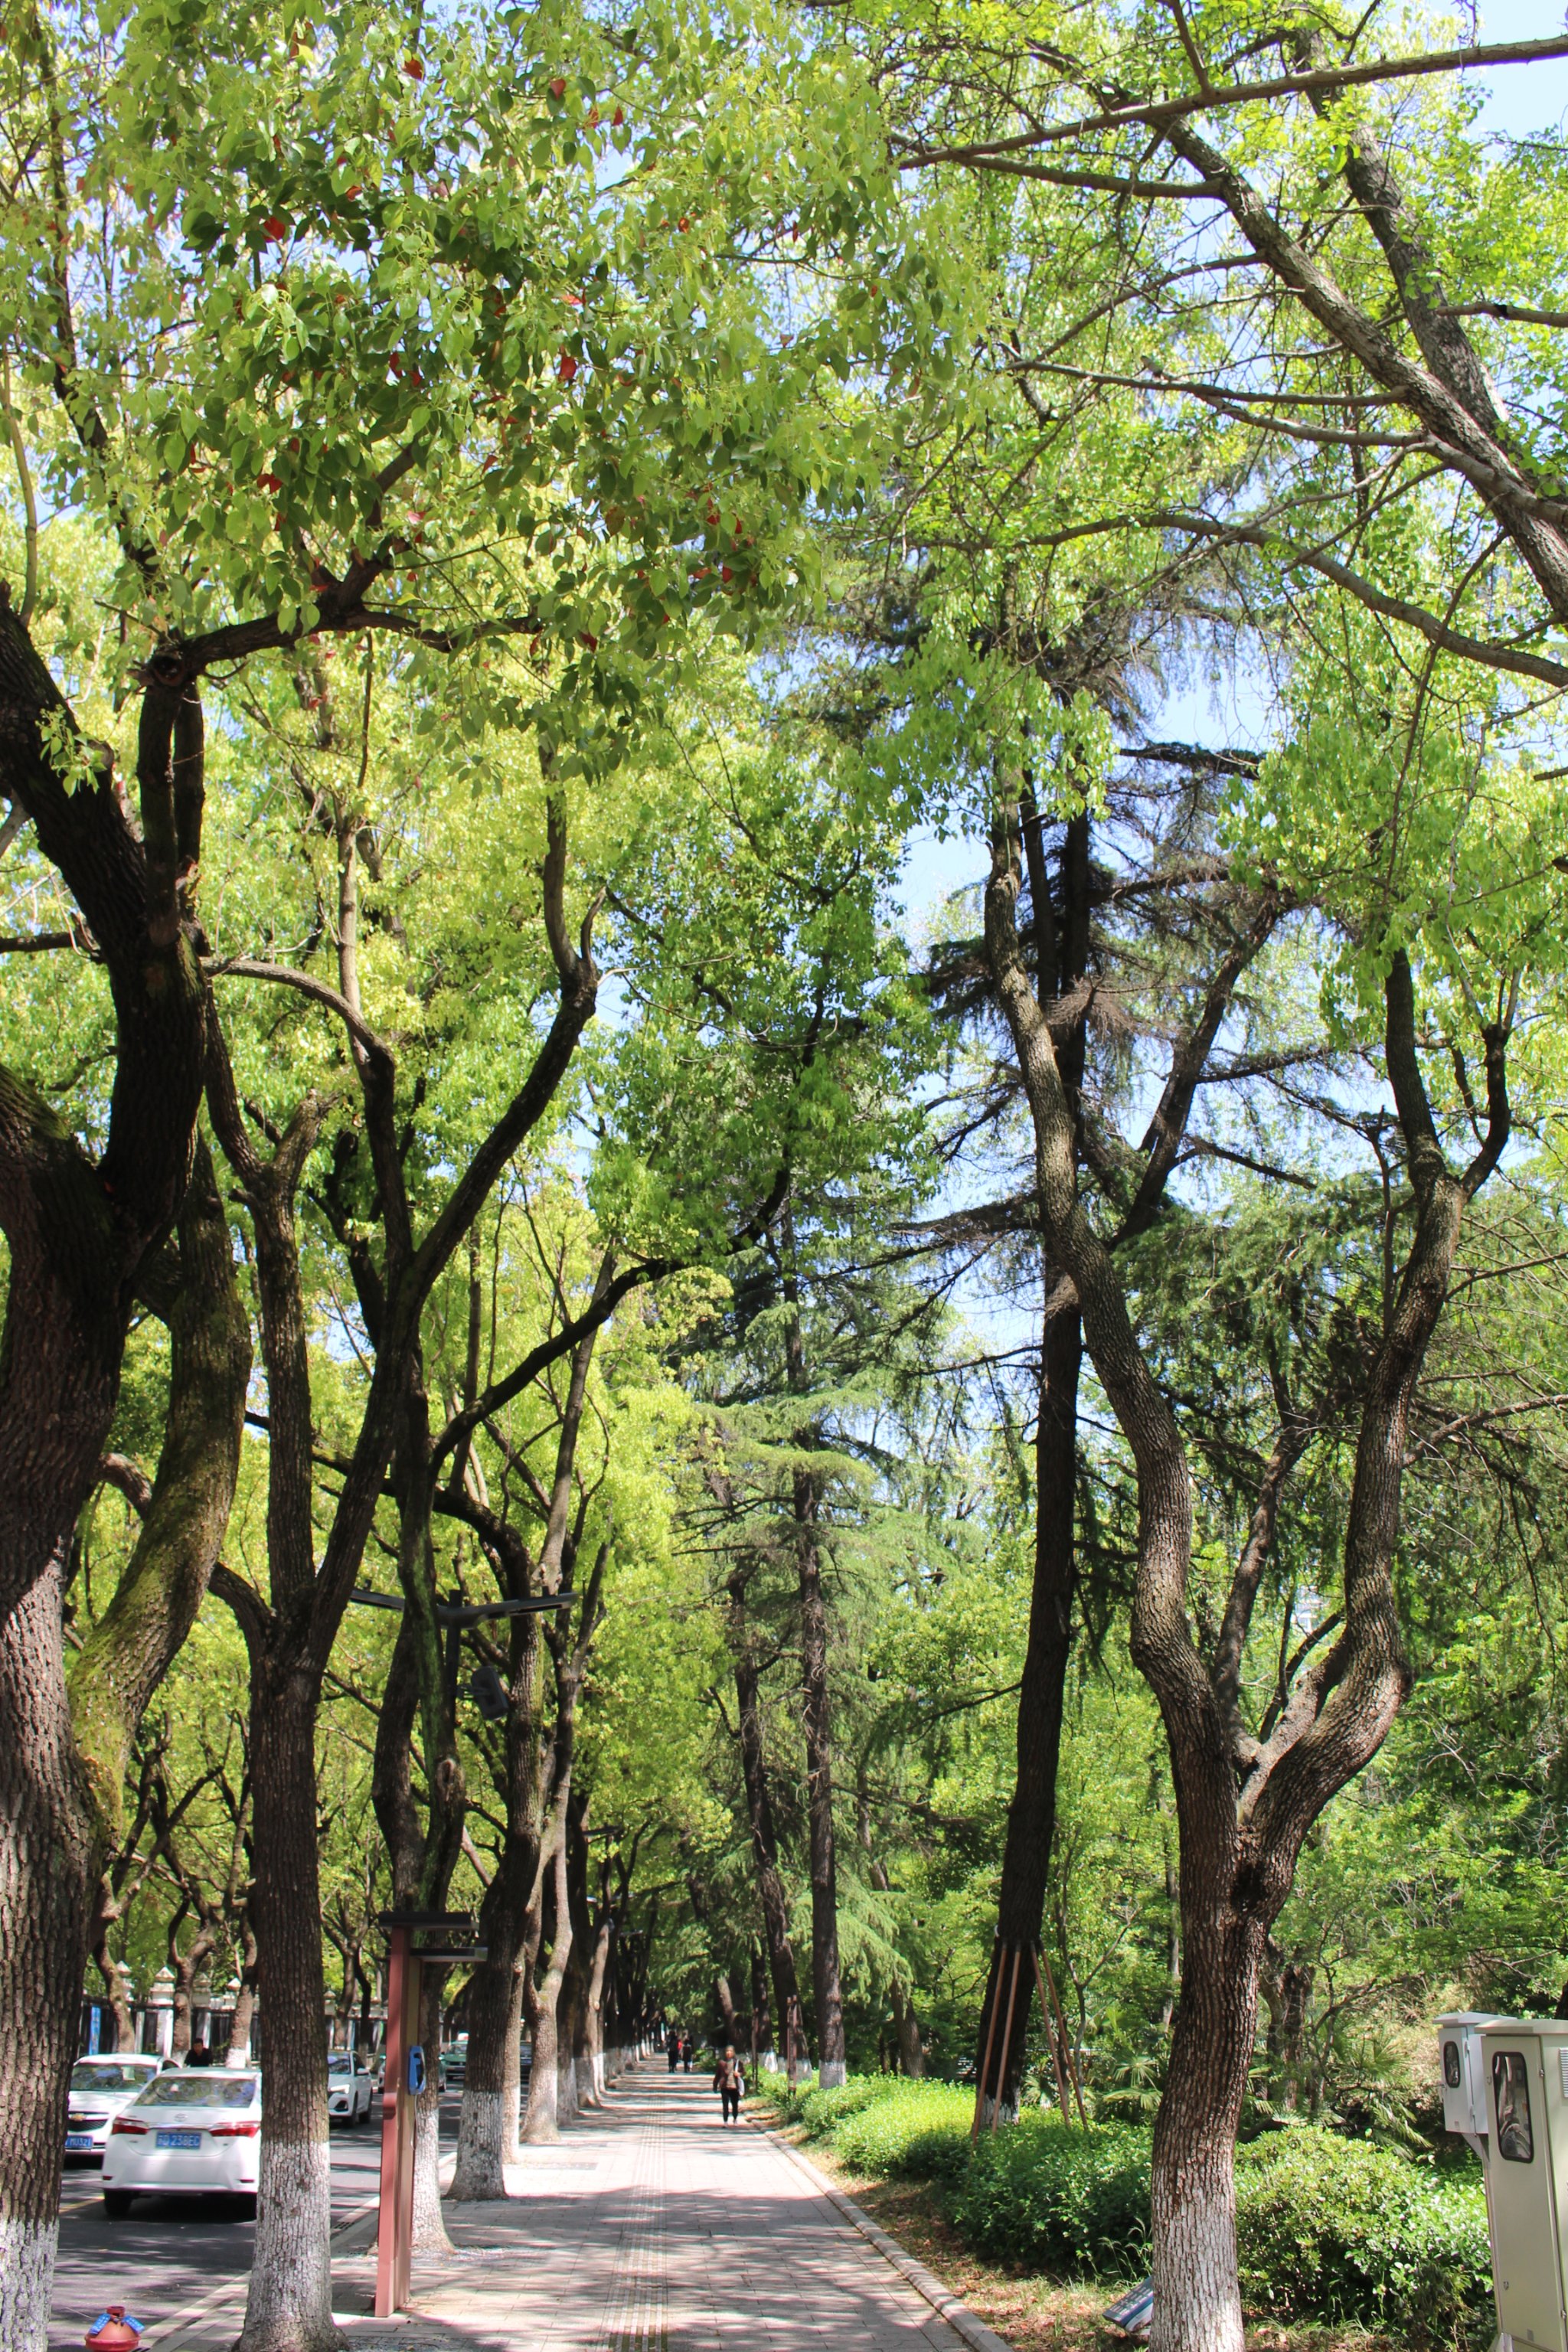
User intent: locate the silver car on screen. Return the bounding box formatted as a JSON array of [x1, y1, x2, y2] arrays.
[[65, 2056, 165, 2160]]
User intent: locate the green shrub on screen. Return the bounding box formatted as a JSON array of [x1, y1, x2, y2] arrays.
[[834, 2082, 974, 2184], [762, 2076, 1490, 2345], [949, 2115, 1152, 2276], [1235, 2130, 1492, 2347], [780, 2074, 897, 2137]]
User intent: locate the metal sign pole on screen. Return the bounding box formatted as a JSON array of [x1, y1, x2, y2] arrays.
[[374, 1927, 421, 2318]]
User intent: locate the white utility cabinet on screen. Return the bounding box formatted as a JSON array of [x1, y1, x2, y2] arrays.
[[1439, 2011, 1498, 2146], [1454, 2017, 1568, 2352]]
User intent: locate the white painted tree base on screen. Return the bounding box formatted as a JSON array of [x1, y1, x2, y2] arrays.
[[0, 2216, 55, 2352], [237, 2138, 336, 2351], [818, 2060, 848, 2088], [449, 2089, 508, 2201]]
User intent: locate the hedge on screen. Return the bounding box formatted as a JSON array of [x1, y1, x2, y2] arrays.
[[1236, 2130, 1491, 2344], [949, 2113, 1153, 2275], [763, 2074, 1492, 2344]]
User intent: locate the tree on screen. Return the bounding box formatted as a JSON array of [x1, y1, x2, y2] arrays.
[[978, 622, 1564, 2349], [878, 3, 1568, 696]]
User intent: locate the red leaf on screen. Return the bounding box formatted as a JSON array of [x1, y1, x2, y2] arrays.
[[549, 76, 567, 99], [403, 56, 424, 78], [263, 215, 287, 242], [559, 351, 578, 381]]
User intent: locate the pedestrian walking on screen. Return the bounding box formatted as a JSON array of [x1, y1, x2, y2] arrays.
[[713, 2045, 744, 2125], [682, 2034, 693, 2073], [668, 2031, 680, 2074]]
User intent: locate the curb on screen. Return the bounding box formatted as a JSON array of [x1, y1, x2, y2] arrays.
[[756, 2115, 1017, 2352]]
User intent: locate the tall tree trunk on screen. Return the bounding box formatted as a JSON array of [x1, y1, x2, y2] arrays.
[[779, 1202, 845, 2088], [975, 799, 1089, 2123], [240, 1670, 333, 2352], [0, 1563, 95, 2351], [728, 1579, 804, 2062], [449, 1612, 543, 2200], [227, 1926, 259, 2068], [583, 1913, 612, 2104], [521, 1833, 573, 2145], [750, 1945, 772, 2068], [368, 1357, 465, 2253], [500, 1967, 527, 2161], [0, 598, 208, 2352], [793, 1471, 845, 2086], [976, 1293, 1082, 2119], [560, 1797, 593, 2118], [890, 1980, 924, 2079], [410, 1967, 449, 2249]]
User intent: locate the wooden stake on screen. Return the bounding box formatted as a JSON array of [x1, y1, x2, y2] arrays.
[[990, 1943, 1024, 2131], [972, 1940, 1005, 2141], [1040, 1942, 1088, 2128], [1027, 1942, 1070, 2125]]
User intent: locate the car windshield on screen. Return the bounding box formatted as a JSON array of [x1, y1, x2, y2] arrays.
[[328, 2057, 359, 2075], [70, 2063, 158, 2093], [135, 2074, 259, 2110]]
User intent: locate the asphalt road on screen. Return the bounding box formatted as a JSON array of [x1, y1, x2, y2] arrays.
[[48, 2093, 461, 2349]]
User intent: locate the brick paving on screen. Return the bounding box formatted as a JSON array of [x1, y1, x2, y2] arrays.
[[142, 2059, 1008, 2351]]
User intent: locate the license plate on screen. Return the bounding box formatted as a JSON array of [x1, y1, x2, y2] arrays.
[[64, 2135, 94, 2150], [156, 2130, 201, 2149]]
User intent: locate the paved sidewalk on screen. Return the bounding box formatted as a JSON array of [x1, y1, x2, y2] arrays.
[[149, 2059, 1008, 2351]]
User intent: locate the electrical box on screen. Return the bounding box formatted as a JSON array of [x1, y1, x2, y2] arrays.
[[1439, 2011, 1498, 2141], [1472, 2018, 1568, 2352]]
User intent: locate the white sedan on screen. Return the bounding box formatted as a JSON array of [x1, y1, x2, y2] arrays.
[[64, 2056, 165, 2159], [327, 2052, 375, 2125], [101, 2069, 262, 2214]]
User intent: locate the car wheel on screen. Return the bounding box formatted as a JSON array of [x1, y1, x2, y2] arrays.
[[103, 2190, 134, 2217]]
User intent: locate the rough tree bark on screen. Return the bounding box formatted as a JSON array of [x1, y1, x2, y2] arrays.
[[448, 1606, 544, 2197], [582, 1906, 613, 2105], [984, 807, 1508, 2352], [519, 1539, 608, 2145], [521, 1827, 573, 2144], [0, 595, 211, 2350], [726, 1566, 805, 2071]]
